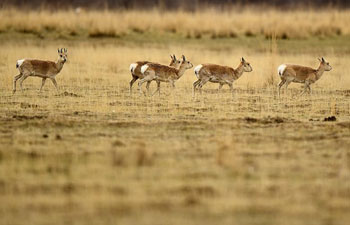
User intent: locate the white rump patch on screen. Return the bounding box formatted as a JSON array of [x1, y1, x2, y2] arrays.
[[140, 65, 149, 74], [278, 64, 287, 76], [194, 64, 203, 78], [16, 59, 25, 68], [129, 63, 137, 73]]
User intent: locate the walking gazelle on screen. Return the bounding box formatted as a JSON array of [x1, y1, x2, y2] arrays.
[[129, 55, 181, 95], [138, 55, 193, 96], [278, 57, 332, 96], [13, 48, 68, 93], [193, 57, 253, 96]]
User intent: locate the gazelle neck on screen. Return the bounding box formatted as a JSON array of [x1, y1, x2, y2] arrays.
[[234, 63, 245, 80], [55, 60, 65, 73], [176, 63, 187, 79], [316, 64, 326, 80]]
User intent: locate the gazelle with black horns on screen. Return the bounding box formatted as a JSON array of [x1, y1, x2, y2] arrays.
[[139, 55, 193, 96], [193, 57, 253, 96], [13, 48, 68, 93], [278, 57, 332, 96], [129, 54, 181, 95]]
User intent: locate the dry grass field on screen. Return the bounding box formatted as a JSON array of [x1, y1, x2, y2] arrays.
[[0, 8, 350, 225]]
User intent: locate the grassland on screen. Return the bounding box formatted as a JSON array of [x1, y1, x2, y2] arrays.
[[0, 8, 349, 40], [0, 8, 350, 225]]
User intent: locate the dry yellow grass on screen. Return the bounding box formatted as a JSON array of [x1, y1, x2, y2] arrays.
[[0, 38, 349, 225], [0, 8, 349, 39], [0, 8, 350, 225]]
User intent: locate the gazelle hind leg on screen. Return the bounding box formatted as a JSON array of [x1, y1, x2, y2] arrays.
[[146, 81, 152, 95], [278, 79, 286, 97], [19, 74, 30, 91], [13, 73, 23, 93], [198, 78, 209, 94], [192, 79, 201, 96], [284, 80, 292, 96], [138, 75, 154, 95], [129, 75, 138, 95]]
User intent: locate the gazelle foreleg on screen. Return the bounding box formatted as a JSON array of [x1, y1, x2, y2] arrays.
[[299, 81, 310, 96], [228, 83, 234, 97], [306, 83, 312, 94], [152, 80, 161, 96], [50, 78, 58, 92], [218, 83, 224, 92], [39, 78, 47, 92]]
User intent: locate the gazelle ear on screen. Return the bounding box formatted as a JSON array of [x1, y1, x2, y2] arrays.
[[182, 55, 186, 61], [318, 58, 322, 62], [64, 48, 67, 53], [173, 54, 176, 60], [241, 57, 245, 62], [322, 57, 325, 62], [58, 49, 60, 53], [170, 55, 173, 60]]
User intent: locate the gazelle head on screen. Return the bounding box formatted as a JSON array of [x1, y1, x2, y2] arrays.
[[241, 57, 253, 72], [181, 55, 193, 69], [170, 54, 181, 68], [318, 57, 332, 71], [58, 48, 68, 64]]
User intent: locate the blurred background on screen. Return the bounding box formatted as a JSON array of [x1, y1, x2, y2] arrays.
[[1, 0, 350, 9]]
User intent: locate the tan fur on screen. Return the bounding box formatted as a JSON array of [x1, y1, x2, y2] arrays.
[[129, 55, 181, 95], [138, 55, 193, 96], [278, 57, 332, 96], [193, 57, 253, 96], [13, 48, 68, 93]]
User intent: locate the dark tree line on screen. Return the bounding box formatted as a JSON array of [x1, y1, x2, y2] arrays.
[[0, 0, 348, 10]]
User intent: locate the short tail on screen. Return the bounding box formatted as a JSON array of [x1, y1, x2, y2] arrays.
[[194, 64, 203, 79], [140, 64, 149, 74], [278, 64, 287, 76], [16, 59, 25, 69], [129, 63, 138, 74]]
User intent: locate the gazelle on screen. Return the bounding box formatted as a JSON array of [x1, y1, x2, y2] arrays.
[[278, 57, 332, 96], [129, 55, 181, 95], [139, 55, 193, 96], [13, 48, 68, 93], [193, 57, 253, 96]]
